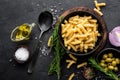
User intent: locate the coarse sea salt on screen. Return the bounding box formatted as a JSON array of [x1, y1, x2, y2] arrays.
[[15, 47, 29, 61]]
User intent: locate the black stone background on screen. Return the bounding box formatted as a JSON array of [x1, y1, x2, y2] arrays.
[[0, 0, 120, 80]]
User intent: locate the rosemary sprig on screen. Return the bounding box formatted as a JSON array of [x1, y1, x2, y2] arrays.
[[48, 17, 65, 80], [89, 58, 120, 80]]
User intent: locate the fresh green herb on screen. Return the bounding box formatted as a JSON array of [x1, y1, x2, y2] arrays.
[[48, 17, 65, 80], [89, 58, 120, 80]]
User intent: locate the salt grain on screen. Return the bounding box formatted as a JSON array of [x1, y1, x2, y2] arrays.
[[50, 9, 54, 12], [50, 55, 53, 58], [35, 37, 38, 39], [53, 6, 56, 8], [61, 8, 64, 11], [9, 59, 12, 62], [36, 4, 40, 7], [58, 3, 62, 5], [39, 55, 42, 57], [54, 10, 57, 13], [41, 46, 49, 56]]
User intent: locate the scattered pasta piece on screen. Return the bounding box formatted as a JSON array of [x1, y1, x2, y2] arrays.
[[97, 3, 106, 7], [69, 54, 77, 61], [93, 0, 106, 16], [94, 0, 100, 10], [66, 60, 76, 69], [68, 73, 75, 80], [47, 36, 52, 47], [94, 8, 103, 16], [77, 62, 87, 69]]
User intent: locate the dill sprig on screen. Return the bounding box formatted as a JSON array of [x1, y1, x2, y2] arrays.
[[89, 58, 120, 80], [48, 17, 65, 80]]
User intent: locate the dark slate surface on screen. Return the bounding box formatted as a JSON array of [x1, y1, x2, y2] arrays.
[[0, 0, 120, 80]]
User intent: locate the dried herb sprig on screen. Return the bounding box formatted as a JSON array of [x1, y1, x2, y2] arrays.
[[48, 17, 65, 80]]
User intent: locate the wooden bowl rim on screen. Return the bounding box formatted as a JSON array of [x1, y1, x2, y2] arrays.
[[57, 7, 108, 56]]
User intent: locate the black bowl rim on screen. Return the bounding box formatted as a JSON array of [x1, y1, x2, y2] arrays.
[[96, 48, 120, 62], [57, 7, 108, 56]]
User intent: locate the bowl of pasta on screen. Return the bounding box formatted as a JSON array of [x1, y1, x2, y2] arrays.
[[58, 7, 107, 56]]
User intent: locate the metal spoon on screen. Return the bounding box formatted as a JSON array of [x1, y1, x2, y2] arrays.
[[38, 11, 53, 39], [27, 11, 53, 74]]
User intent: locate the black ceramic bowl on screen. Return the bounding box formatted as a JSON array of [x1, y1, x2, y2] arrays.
[[58, 7, 107, 56], [96, 48, 120, 73]]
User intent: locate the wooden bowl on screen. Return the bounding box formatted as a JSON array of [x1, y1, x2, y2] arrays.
[[57, 7, 107, 56]]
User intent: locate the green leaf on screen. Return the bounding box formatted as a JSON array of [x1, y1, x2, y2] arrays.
[[89, 58, 120, 80]]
